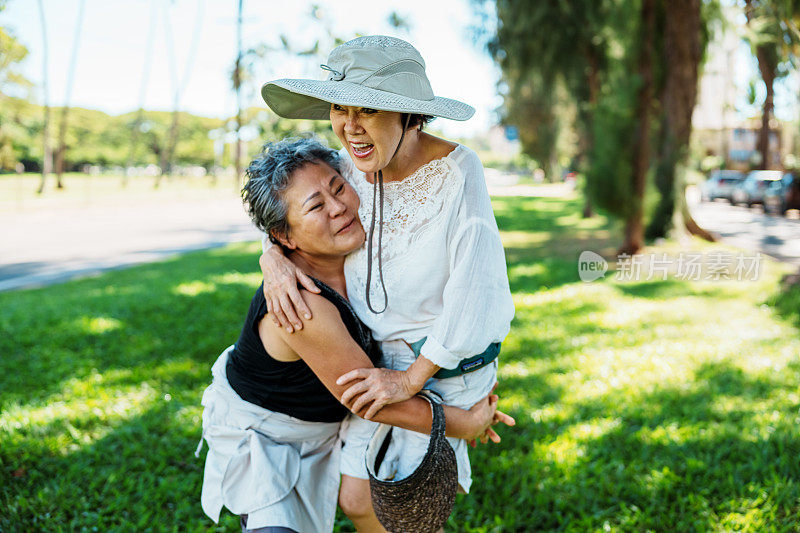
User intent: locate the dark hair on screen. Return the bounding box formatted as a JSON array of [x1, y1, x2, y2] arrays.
[[401, 113, 435, 131], [241, 137, 342, 243]]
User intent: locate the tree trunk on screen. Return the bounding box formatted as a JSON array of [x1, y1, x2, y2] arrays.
[[582, 196, 594, 218], [647, 0, 710, 241], [54, 107, 68, 189], [54, 0, 85, 190], [620, 0, 655, 256], [125, 0, 157, 187], [681, 197, 716, 241], [37, 103, 52, 195], [581, 50, 601, 219], [156, 110, 179, 186], [124, 109, 145, 187], [756, 47, 775, 169], [745, 0, 777, 171], [35, 0, 52, 195], [234, 0, 243, 188]]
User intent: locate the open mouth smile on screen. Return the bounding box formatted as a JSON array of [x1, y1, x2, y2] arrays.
[[350, 141, 374, 158]]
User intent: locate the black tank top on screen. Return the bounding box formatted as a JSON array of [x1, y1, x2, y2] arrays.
[[226, 279, 382, 422]]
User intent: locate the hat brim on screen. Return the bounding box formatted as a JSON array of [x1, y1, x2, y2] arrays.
[[262, 78, 475, 121]]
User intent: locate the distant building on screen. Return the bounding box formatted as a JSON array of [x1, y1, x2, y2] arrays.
[[486, 125, 521, 159]]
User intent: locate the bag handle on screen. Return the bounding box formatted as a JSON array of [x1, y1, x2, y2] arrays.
[[371, 390, 446, 476], [419, 390, 447, 456]]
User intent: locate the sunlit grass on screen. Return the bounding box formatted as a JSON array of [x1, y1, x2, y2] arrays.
[[2, 195, 800, 531]]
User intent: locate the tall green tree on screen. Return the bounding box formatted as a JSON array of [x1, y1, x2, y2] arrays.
[[646, 0, 716, 240], [54, 0, 85, 186], [742, 0, 800, 170], [486, 0, 615, 193], [157, 0, 204, 185], [35, 0, 53, 194], [744, 0, 785, 169], [486, 0, 720, 252], [0, 13, 33, 170], [487, 0, 658, 252], [387, 11, 412, 33], [585, 0, 657, 254], [233, 0, 243, 187], [125, 0, 157, 186]]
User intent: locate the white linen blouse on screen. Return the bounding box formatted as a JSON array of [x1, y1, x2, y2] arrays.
[[340, 144, 514, 370]]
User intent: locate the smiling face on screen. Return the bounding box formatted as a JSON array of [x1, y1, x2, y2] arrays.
[[329, 104, 406, 175], [275, 161, 365, 258]]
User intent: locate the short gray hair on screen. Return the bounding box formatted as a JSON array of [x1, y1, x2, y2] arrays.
[[242, 137, 342, 243]]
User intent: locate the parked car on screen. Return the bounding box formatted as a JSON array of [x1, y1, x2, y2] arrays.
[[700, 170, 744, 202], [731, 170, 785, 207], [764, 173, 800, 215]]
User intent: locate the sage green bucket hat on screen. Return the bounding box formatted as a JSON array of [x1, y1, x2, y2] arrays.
[[261, 35, 475, 121]]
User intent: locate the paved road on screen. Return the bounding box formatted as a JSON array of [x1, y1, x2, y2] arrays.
[[14, 177, 779, 293], [688, 189, 800, 267], [0, 194, 261, 292], [1, 170, 546, 292]]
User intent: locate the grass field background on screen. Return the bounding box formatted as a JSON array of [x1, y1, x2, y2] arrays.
[[0, 173, 239, 214], [2, 192, 800, 531]]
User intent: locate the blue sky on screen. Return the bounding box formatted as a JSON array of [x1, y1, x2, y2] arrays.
[[1, 0, 502, 137], [2, 0, 797, 139]]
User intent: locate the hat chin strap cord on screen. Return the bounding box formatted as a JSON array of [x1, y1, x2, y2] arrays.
[[365, 113, 412, 314]]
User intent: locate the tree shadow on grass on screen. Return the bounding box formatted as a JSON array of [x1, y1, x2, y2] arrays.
[[9, 353, 791, 531], [0, 243, 262, 411], [460, 359, 800, 530], [613, 278, 750, 301], [768, 282, 800, 329], [1, 396, 237, 531], [570, 360, 794, 429]]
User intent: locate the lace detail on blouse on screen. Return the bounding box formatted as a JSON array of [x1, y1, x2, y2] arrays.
[[344, 150, 464, 305]]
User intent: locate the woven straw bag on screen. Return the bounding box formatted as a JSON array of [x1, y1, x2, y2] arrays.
[[365, 391, 458, 533]]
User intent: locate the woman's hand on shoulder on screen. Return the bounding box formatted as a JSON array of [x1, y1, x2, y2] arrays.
[[259, 245, 319, 332]]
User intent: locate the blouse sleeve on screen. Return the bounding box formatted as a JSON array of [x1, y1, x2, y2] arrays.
[[419, 149, 515, 369]]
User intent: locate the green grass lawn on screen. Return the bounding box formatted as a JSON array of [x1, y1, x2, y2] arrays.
[[2, 193, 800, 531]]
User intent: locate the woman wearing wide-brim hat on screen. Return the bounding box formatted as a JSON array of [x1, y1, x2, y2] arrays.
[[259, 35, 515, 531]]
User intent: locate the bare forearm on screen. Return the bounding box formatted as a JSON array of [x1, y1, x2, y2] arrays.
[[404, 355, 441, 394], [367, 397, 474, 439]]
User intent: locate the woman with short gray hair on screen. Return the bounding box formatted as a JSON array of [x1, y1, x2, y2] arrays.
[[242, 137, 343, 244]]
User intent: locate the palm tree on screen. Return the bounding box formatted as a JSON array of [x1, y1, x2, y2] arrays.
[[35, 0, 52, 195], [234, 0, 243, 188], [744, 0, 783, 170], [157, 0, 204, 186], [125, 0, 157, 187], [54, 0, 86, 189]]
